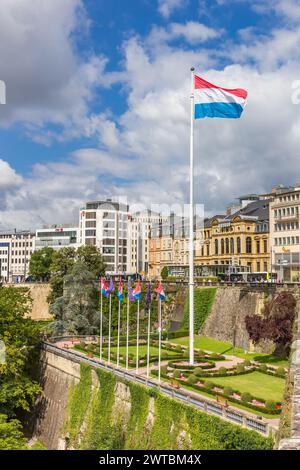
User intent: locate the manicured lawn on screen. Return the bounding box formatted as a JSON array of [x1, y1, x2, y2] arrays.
[[169, 335, 288, 365], [109, 344, 179, 360], [210, 371, 285, 402]]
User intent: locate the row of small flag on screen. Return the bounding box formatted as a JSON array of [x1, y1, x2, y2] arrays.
[[101, 279, 166, 304]]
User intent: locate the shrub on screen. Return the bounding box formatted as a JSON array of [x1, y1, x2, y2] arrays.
[[276, 367, 286, 378], [175, 344, 182, 353], [224, 386, 234, 396], [198, 350, 205, 356], [161, 365, 168, 375], [204, 381, 214, 390], [236, 364, 245, 374], [243, 360, 251, 367], [194, 367, 203, 376], [164, 343, 172, 349], [218, 367, 227, 375], [187, 374, 198, 384], [265, 400, 277, 411], [241, 392, 253, 403], [173, 369, 181, 379], [161, 351, 168, 360], [259, 364, 268, 373]]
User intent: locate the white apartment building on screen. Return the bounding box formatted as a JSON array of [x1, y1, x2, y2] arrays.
[[269, 185, 300, 282], [79, 199, 129, 274], [127, 210, 161, 275], [0, 230, 35, 282], [35, 224, 79, 251]]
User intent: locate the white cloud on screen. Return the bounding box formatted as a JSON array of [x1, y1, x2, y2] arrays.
[[148, 21, 221, 46], [158, 0, 187, 18], [0, 0, 113, 143]]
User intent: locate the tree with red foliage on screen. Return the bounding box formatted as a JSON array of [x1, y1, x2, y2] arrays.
[[245, 291, 296, 357]]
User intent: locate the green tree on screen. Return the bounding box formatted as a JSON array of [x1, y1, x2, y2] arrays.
[[0, 415, 27, 450], [50, 262, 99, 335], [48, 247, 76, 303], [0, 286, 42, 448], [161, 266, 168, 280], [29, 247, 54, 281], [76, 245, 106, 279]]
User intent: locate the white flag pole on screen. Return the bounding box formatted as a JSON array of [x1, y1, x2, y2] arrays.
[[100, 284, 103, 362], [117, 298, 121, 367], [136, 299, 140, 374], [126, 287, 130, 370], [158, 297, 162, 385], [108, 294, 112, 364], [146, 304, 151, 380], [189, 67, 195, 365]]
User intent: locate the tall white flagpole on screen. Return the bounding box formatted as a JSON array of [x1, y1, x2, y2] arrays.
[[108, 294, 112, 364], [117, 298, 121, 367], [189, 66, 195, 365], [146, 304, 151, 379], [126, 289, 130, 370], [100, 285, 103, 362], [158, 298, 162, 385], [136, 299, 140, 374]]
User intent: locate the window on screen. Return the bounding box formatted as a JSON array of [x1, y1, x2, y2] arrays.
[[237, 237, 241, 254], [264, 239, 267, 253], [215, 239, 218, 255], [257, 262, 261, 272], [225, 238, 229, 254], [85, 212, 96, 219], [246, 237, 252, 254], [256, 240, 260, 254], [230, 238, 234, 254], [221, 238, 224, 255]]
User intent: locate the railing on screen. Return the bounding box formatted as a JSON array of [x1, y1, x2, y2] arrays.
[[42, 341, 270, 436]]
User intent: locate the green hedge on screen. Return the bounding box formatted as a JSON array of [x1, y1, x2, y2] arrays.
[[182, 288, 217, 332]]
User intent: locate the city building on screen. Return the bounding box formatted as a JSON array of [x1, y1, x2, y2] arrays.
[[35, 224, 79, 251], [195, 199, 270, 276], [79, 199, 129, 274], [269, 184, 300, 282], [0, 230, 35, 282], [127, 210, 162, 276], [148, 214, 190, 279]]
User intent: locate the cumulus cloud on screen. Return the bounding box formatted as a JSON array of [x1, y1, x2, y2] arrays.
[[158, 0, 187, 18], [0, 0, 113, 142], [2, 0, 300, 229]]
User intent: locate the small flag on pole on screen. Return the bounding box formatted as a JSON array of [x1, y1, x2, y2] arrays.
[[155, 282, 166, 301], [128, 279, 135, 302], [194, 74, 248, 119], [133, 280, 142, 301], [107, 278, 115, 295], [101, 278, 109, 298], [117, 279, 123, 301]]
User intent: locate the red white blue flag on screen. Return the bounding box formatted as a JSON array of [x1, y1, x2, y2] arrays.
[[133, 280, 142, 301], [155, 282, 166, 301], [194, 74, 248, 119]]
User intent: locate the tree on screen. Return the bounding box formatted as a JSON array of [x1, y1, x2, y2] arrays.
[[245, 291, 296, 357], [76, 245, 106, 279], [48, 247, 76, 303], [0, 286, 42, 448], [0, 415, 27, 450], [161, 266, 168, 280], [50, 262, 99, 336], [29, 247, 54, 281]]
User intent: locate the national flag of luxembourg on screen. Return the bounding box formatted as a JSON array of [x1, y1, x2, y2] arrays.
[[133, 280, 142, 301], [194, 74, 248, 119], [117, 279, 123, 301], [155, 283, 166, 301], [101, 279, 109, 298]]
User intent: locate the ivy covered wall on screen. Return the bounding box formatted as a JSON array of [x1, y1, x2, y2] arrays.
[[62, 363, 273, 450]]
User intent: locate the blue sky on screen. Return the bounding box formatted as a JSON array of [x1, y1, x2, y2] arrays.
[[1, 0, 300, 228]]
